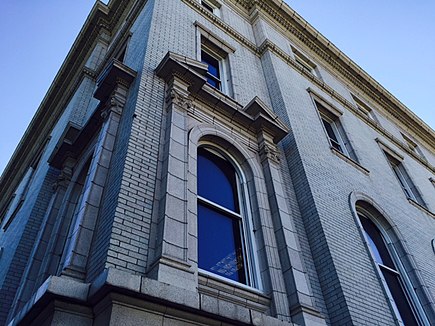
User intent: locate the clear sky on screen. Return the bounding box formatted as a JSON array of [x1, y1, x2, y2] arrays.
[[0, 0, 434, 176]]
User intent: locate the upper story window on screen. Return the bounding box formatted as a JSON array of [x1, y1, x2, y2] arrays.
[[352, 94, 379, 123], [115, 36, 131, 63], [201, 50, 222, 90], [291, 45, 318, 77], [401, 133, 426, 160], [200, 0, 221, 16], [358, 213, 428, 325], [384, 151, 426, 207], [197, 147, 258, 287], [315, 100, 358, 162], [200, 37, 232, 95]]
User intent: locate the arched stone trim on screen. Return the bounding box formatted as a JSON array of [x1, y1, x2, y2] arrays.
[[349, 191, 435, 324], [187, 123, 315, 322], [187, 123, 265, 271], [188, 123, 261, 178]]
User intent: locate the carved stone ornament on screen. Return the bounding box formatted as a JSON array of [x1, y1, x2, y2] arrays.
[[259, 142, 281, 164], [102, 93, 125, 119], [168, 89, 193, 111], [52, 162, 74, 190]]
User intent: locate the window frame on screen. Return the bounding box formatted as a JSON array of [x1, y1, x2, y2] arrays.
[[383, 151, 426, 207], [291, 45, 319, 77], [200, 0, 221, 16], [200, 41, 231, 95], [314, 99, 358, 162], [357, 210, 430, 325], [201, 49, 223, 91], [320, 114, 349, 156], [401, 133, 426, 161], [351, 94, 379, 123], [196, 144, 261, 290]]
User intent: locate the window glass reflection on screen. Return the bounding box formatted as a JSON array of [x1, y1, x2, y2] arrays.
[[198, 204, 246, 283]]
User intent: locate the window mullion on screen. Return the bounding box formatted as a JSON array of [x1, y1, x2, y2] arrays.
[[198, 196, 241, 219]]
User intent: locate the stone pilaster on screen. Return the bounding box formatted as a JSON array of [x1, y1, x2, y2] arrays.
[[148, 77, 196, 291], [61, 85, 128, 279], [258, 132, 326, 326]]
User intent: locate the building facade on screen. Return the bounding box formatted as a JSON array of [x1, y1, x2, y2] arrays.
[[0, 0, 434, 325]]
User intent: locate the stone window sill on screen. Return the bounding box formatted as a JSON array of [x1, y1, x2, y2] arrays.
[[330, 147, 370, 175], [198, 272, 270, 313]]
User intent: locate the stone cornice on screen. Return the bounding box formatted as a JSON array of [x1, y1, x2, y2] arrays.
[[248, 0, 435, 150], [0, 0, 145, 222], [156, 51, 289, 144], [182, 0, 434, 152], [180, 0, 434, 172]]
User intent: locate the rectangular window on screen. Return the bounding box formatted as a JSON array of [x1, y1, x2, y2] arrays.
[[201, 50, 222, 90], [352, 95, 379, 123], [316, 101, 358, 162], [291, 46, 318, 76], [401, 133, 426, 160], [384, 152, 426, 207], [200, 37, 231, 95], [200, 0, 220, 16], [1, 167, 34, 231]]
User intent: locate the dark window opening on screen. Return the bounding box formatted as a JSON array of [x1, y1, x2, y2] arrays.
[[197, 147, 249, 285], [201, 50, 221, 90], [359, 215, 420, 325]]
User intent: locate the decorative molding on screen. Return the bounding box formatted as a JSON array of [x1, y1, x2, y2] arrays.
[[375, 138, 405, 162], [408, 199, 435, 219], [259, 142, 280, 164], [330, 147, 370, 176], [169, 89, 194, 111], [0, 0, 146, 218], [182, 0, 435, 152], [181, 0, 258, 54], [83, 67, 98, 79], [52, 158, 75, 190]]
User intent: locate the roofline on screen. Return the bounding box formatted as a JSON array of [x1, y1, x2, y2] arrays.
[[0, 0, 142, 220], [257, 0, 434, 147]]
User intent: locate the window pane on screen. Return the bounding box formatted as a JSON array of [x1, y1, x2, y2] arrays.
[[201, 51, 220, 80], [206, 75, 220, 89], [198, 203, 246, 284], [201, 1, 214, 13], [322, 118, 342, 152], [360, 216, 395, 269], [197, 148, 239, 212], [381, 267, 419, 325]]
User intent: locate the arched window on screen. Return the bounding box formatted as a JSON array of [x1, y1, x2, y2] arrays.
[[197, 146, 257, 287], [358, 212, 428, 325]]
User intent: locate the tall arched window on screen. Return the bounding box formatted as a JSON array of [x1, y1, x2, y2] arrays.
[[197, 146, 257, 287], [358, 212, 428, 325]]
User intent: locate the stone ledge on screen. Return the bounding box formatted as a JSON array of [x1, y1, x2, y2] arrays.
[[10, 268, 296, 325]]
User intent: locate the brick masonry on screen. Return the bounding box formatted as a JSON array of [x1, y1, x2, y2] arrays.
[[1, 0, 434, 325]]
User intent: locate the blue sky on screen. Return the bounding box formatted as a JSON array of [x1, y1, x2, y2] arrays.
[[0, 0, 434, 176]]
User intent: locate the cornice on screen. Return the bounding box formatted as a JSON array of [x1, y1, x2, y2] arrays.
[[0, 0, 144, 222], [181, 0, 434, 172], [184, 0, 434, 150], [181, 0, 258, 54], [246, 0, 435, 150]]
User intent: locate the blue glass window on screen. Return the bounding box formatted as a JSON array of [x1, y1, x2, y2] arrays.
[[198, 204, 245, 283], [197, 147, 248, 284], [201, 50, 221, 90], [197, 148, 239, 212]]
